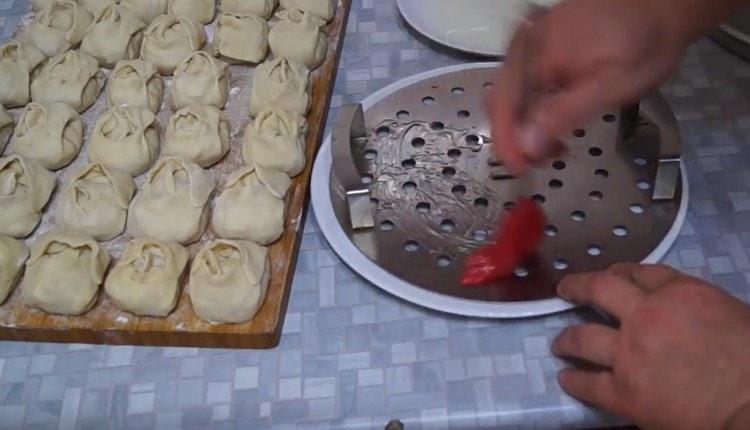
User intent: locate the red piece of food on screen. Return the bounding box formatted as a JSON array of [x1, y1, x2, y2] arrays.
[[461, 198, 546, 286]]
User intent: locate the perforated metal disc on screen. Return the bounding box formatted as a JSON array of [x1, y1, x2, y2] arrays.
[[312, 63, 688, 318]]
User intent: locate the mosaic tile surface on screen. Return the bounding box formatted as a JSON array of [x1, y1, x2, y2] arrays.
[[1, 0, 750, 428]]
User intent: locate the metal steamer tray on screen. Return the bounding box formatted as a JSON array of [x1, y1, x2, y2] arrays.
[[311, 63, 689, 318]]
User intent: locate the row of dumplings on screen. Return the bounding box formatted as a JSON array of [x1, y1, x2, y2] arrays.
[[16, 0, 331, 74], [0, 134, 298, 246], [32, 0, 336, 23], [0, 229, 270, 324], [0, 0, 327, 108]]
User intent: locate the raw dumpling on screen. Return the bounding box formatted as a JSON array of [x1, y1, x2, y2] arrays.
[[81, 5, 146, 68], [171, 51, 229, 110], [168, 0, 215, 24], [89, 106, 159, 176], [0, 155, 56, 238], [21, 229, 111, 315], [23, 0, 94, 57], [128, 157, 216, 244], [221, 0, 277, 19], [213, 13, 269, 64], [0, 107, 13, 152], [0, 40, 46, 108], [31, 50, 106, 113], [105, 238, 188, 317], [141, 14, 207, 74], [9, 102, 84, 171], [120, 0, 169, 24], [79, 0, 116, 14], [163, 105, 230, 167], [31, 0, 53, 10], [212, 165, 290, 245], [56, 163, 136, 241], [189, 239, 269, 323], [242, 109, 307, 177], [249, 56, 309, 118], [107, 59, 164, 113], [268, 8, 328, 70], [0, 237, 29, 304], [279, 0, 335, 21]]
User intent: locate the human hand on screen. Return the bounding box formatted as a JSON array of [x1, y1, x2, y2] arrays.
[[488, 0, 687, 174], [553, 263, 750, 430]]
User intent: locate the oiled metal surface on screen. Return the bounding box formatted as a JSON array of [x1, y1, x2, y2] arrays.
[[331, 65, 682, 302]]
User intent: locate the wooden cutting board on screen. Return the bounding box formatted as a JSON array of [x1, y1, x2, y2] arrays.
[[0, 0, 352, 349]]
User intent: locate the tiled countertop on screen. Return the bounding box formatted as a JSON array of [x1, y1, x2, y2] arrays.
[[2, 0, 750, 429]]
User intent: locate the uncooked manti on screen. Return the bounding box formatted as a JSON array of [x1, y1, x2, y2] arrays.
[[23, 0, 93, 57], [212, 165, 290, 245], [21, 229, 111, 315], [127, 156, 216, 244], [80, 4, 146, 68], [213, 13, 269, 64], [141, 14, 207, 75], [105, 238, 189, 317], [189, 239, 270, 323], [242, 109, 307, 177], [250, 56, 310, 118], [107, 59, 164, 113], [0, 40, 46, 108], [163, 105, 230, 167], [55, 163, 136, 241], [88, 106, 160, 176], [269, 8, 328, 69], [9, 102, 84, 171], [30, 50, 106, 113], [168, 0, 215, 24], [171, 51, 230, 110], [0, 155, 56, 238], [221, 0, 277, 19]]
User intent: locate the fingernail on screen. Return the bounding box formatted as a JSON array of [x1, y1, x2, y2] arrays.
[[520, 124, 548, 158]]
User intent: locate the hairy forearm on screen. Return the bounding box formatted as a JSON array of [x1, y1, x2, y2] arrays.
[[651, 0, 749, 46]]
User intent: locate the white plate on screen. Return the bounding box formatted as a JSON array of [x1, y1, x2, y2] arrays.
[[397, 0, 560, 57], [310, 63, 689, 319]]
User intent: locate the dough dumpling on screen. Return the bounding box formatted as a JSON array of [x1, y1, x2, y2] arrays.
[[0, 40, 46, 108], [213, 13, 269, 64], [279, 0, 334, 21], [250, 56, 309, 118], [189, 239, 269, 323], [107, 59, 164, 113], [0, 107, 13, 153], [120, 0, 169, 24], [163, 105, 230, 167], [23, 0, 94, 58], [105, 238, 188, 317], [242, 109, 307, 177], [0, 156, 56, 238], [56, 163, 136, 241], [81, 5, 146, 68], [31, 50, 106, 113], [141, 14, 207, 74], [212, 165, 290, 245], [89, 106, 159, 176], [21, 230, 111, 315], [0, 237, 29, 304], [128, 157, 216, 244], [168, 0, 215, 24], [221, 0, 277, 19], [79, 0, 116, 15], [171, 51, 229, 110], [10, 102, 84, 171], [268, 9, 328, 70]]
